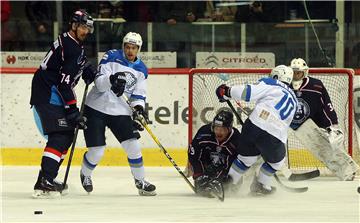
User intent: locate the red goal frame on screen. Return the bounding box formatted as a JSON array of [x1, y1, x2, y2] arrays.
[[188, 68, 354, 156]]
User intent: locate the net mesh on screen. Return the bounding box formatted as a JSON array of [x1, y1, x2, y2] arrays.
[[190, 69, 355, 173]]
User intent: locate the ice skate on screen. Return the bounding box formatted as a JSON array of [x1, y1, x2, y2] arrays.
[[223, 175, 243, 194], [250, 176, 276, 196], [32, 177, 61, 199], [135, 179, 156, 196], [80, 172, 93, 193]]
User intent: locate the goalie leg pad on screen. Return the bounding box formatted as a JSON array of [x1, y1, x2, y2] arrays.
[[294, 119, 359, 181]]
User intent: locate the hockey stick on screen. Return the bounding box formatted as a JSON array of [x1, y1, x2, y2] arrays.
[[227, 100, 319, 181], [121, 96, 198, 193], [225, 100, 308, 192], [274, 174, 308, 193], [62, 83, 90, 190]]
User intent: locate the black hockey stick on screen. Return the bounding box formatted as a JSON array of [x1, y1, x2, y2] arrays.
[[288, 169, 320, 181], [62, 83, 90, 190], [274, 174, 308, 193]]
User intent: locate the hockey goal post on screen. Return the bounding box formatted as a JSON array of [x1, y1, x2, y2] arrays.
[[188, 68, 355, 172]]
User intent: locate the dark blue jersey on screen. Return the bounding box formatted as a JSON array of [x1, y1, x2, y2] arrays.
[[30, 32, 86, 107], [291, 76, 338, 129], [188, 124, 240, 179]]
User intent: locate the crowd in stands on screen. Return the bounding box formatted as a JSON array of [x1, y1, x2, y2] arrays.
[[2, 1, 357, 67]]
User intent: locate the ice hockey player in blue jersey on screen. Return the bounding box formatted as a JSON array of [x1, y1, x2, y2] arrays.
[[31, 9, 97, 198], [79, 32, 156, 196], [216, 65, 297, 195], [188, 110, 241, 197], [289, 58, 359, 180]]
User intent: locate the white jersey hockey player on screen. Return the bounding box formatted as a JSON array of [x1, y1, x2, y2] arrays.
[[80, 32, 156, 196], [216, 65, 297, 195]]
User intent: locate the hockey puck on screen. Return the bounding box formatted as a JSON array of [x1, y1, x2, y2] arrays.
[[358, 187, 360, 194], [34, 211, 43, 215]]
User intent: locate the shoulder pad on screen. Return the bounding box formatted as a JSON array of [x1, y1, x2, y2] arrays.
[[133, 61, 148, 79], [100, 49, 120, 64]]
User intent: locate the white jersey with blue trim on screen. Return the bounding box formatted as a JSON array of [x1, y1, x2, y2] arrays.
[[230, 77, 298, 143], [85, 49, 148, 116]]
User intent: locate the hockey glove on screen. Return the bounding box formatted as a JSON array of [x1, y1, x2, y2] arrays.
[[65, 104, 87, 129], [194, 175, 211, 194], [194, 175, 222, 198], [132, 105, 149, 131], [82, 61, 98, 84], [204, 165, 223, 178], [110, 72, 127, 97], [215, 84, 231, 102]]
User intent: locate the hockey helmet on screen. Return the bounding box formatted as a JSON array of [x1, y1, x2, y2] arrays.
[[71, 9, 94, 33], [269, 65, 294, 85], [290, 58, 308, 90], [290, 58, 309, 77], [211, 110, 234, 130], [123, 32, 143, 52]]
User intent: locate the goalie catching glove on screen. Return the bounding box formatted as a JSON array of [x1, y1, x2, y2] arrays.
[[216, 84, 231, 102], [132, 105, 149, 131], [110, 72, 127, 97]]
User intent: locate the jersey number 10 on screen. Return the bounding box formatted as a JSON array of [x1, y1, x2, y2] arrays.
[[274, 90, 296, 120]]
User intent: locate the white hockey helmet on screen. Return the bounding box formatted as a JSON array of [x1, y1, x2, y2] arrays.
[[269, 65, 294, 85], [290, 58, 309, 77], [122, 32, 143, 52]]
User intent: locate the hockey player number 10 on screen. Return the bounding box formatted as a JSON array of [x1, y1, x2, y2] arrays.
[[274, 90, 296, 120]]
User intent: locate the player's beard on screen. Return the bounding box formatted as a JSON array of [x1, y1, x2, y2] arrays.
[[77, 32, 87, 42]]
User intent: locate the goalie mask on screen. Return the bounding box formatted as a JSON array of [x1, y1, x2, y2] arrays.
[[290, 58, 309, 90], [70, 9, 94, 33], [269, 65, 294, 85], [123, 32, 143, 53]]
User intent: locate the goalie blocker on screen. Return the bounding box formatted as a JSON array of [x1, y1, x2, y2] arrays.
[[292, 119, 359, 181]]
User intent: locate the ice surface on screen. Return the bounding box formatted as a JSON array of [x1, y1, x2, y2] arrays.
[[1, 166, 359, 223]]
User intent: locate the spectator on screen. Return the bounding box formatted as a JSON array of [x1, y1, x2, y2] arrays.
[[1, 0, 12, 50], [122, 1, 158, 51], [205, 1, 237, 22], [235, 1, 284, 23], [155, 1, 206, 67], [95, 1, 125, 50], [25, 1, 54, 51]]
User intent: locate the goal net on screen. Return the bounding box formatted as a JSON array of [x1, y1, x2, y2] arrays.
[[188, 68, 355, 174]]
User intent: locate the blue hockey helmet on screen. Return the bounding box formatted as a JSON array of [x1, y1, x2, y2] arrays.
[[70, 9, 94, 33], [212, 110, 234, 130]]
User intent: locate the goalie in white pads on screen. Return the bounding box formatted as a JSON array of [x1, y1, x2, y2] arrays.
[[79, 32, 156, 196], [289, 58, 359, 181], [216, 65, 297, 195]]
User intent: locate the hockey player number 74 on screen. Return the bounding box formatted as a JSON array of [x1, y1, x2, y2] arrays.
[[274, 90, 296, 120]]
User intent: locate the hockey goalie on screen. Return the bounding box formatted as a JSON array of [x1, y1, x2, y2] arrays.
[[289, 58, 359, 181]]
